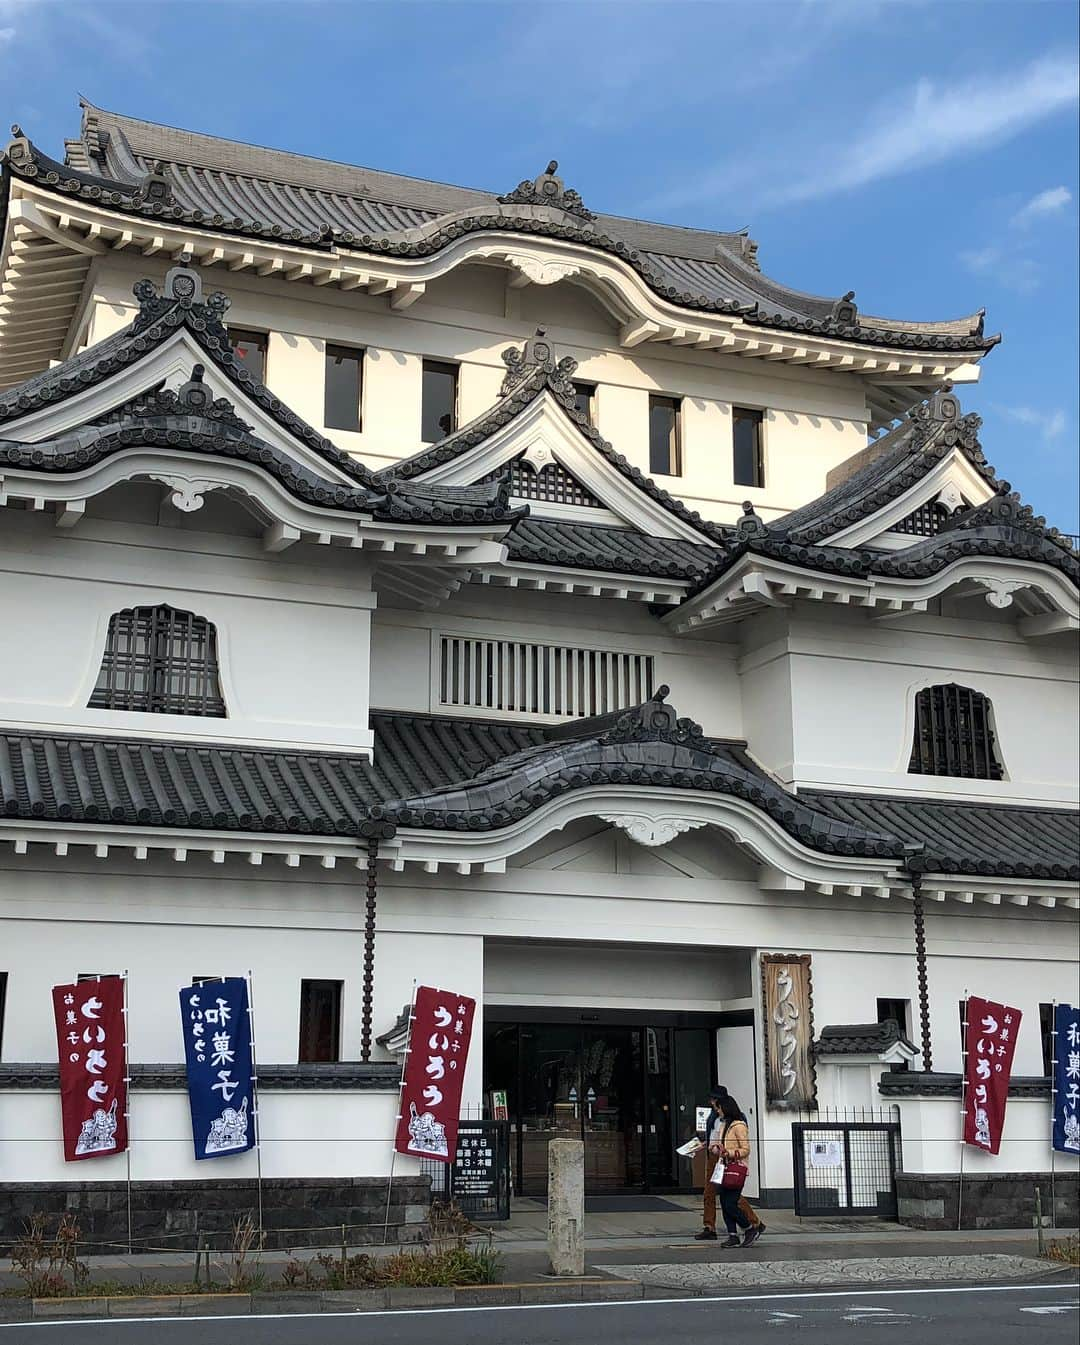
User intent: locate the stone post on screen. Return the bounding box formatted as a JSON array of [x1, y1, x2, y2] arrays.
[[547, 1139, 585, 1276]]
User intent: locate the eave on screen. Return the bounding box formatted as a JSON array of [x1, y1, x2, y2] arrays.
[[664, 551, 1080, 636], [1, 181, 988, 425]]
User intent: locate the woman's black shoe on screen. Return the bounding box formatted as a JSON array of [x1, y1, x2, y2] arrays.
[[721, 1235, 741, 1248], [693, 1228, 717, 1240], [741, 1226, 762, 1248]]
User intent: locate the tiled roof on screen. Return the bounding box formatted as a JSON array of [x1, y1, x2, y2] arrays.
[[507, 518, 717, 579], [1, 709, 1076, 879], [801, 790, 1080, 880], [1, 106, 995, 352], [815, 1021, 916, 1057]]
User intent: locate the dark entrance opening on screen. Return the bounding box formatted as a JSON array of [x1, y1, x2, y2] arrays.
[[484, 1009, 751, 1195]]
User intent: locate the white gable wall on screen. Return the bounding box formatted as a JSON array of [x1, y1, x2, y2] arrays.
[[83, 254, 870, 528]]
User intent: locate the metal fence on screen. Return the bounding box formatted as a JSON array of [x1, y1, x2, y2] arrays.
[[791, 1106, 902, 1219], [420, 1119, 511, 1223]]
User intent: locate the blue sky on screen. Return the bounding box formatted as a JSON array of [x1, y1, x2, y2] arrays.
[[2, 0, 1077, 529]]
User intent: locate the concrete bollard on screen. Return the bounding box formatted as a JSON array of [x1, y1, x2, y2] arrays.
[[547, 1138, 585, 1277]]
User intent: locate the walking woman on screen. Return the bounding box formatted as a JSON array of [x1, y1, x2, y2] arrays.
[[712, 1094, 762, 1248]]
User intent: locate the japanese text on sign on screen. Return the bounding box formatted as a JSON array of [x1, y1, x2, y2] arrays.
[[51, 978, 128, 1163], [962, 995, 1022, 1156], [394, 986, 476, 1165]]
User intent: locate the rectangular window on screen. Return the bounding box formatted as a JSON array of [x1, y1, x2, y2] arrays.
[[421, 360, 459, 442], [439, 635, 654, 719], [324, 343, 363, 432], [733, 407, 765, 488], [298, 979, 342, 1063], [77, 973, 118, 983], [572, 381, 596, 425], [0, 972, 7, 1059], [648, 395, 681, 476], [229, 328, 268, 383]]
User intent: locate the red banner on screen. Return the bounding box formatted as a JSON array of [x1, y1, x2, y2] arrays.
[[394, 985, 476, 1164], [963, 995, 1021, 1155], [52, 978, 128, 1162]]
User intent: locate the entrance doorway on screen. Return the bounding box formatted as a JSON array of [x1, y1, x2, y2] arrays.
[[484, 1015, 739, 1195]]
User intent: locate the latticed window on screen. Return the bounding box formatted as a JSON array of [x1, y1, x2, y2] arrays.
[[892, 501, 951, 536], [89, 605, 226, 717], [908, 684, 1003, 780], [478, 455, 602, 507]]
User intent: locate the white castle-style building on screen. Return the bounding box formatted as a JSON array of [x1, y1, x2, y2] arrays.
[[0, 103, 1077, 1240]]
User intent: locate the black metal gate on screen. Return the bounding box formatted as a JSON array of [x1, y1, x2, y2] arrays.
[[792, 1113, 902, 1218], [422, 1120, 511, 1222]]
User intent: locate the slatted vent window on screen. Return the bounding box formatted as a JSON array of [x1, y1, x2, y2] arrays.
[[908, 684, 1003, 780], [89, 605, 226, 717], [439, 636, 654, 719], [892, 502, 951, 536]]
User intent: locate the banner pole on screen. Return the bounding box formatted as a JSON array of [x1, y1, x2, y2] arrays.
[[384, 982, 416, 1247], [121, 970, 133, 1255], [957, 991, 968, 1232], [245, 970, 264, 1244], [1050, 1000, 1057, 1231]]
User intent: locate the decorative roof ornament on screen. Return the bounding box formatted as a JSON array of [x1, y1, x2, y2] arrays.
[[829, 290, 858, 328], [736, 501, 769, 540], [497, 160, 596, 222], [940, 489, 1076, 553], [132, 259, 230, 330], [599, 685, 712, 754], [132, 159, 173, 208], [96, 364, 252, 433], [499, 326, 579, 399], [909, 384, 982, 453], [3, 124, 35, 173]]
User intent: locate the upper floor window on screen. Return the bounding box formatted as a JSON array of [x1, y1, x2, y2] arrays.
[[648, 395, 682, 476], [908, 684, 1003, 780], [229, 328, 268, 382], [324, 343, 364, 432], [573, 381, 596, 425], [733, 407, 765, 488], [89, 605, 226, 718], [421, 359, 458, 442]]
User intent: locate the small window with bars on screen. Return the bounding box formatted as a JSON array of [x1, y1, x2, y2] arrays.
[[892, 501, 951, 536], [908, 684, 1003, 780], [438, 636, 654, 719], [89, 605, 226, 717]]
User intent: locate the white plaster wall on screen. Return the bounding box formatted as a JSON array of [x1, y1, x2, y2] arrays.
[[484, 941, 751, 1012], [0, 844, 1075, 1185], [0, 509, 376, 753], [87, 255, 871, 528], [0, 1090, 404, 1183], [742, 607, 1079, 804], [371, 589, 743, 740], [896, 1094, 1078, 1177]]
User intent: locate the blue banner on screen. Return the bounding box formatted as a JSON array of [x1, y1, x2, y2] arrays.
[[179, 978, 255, 1161], [1052, 1003, 1080, 1155]]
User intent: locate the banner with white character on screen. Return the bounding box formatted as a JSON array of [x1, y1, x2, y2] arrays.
[[1052, 1003, 1080, 1155], [179, 978, 255, 1160]]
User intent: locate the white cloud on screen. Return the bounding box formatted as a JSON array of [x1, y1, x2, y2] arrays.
[[1010, 186, 1073, 228], [959, 245, 1042, 295], [656, 50, 1079, 212], [771, 53, 1080, 206], [0, 28, 15, 44], [995, 405, 1068, 441]]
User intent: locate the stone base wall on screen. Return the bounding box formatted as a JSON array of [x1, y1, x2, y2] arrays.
[[897, 1172, 1079, 1231], [0, 1177, 431, 1252]]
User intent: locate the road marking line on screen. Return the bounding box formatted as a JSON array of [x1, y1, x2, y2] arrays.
[[1, 1279, 1075, 1330]]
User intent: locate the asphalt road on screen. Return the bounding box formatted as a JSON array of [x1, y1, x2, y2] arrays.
[[1, 1282, 1077, 1343]]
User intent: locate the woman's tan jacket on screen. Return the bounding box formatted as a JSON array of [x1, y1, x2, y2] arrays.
[[718, 1118, 750, 1162]]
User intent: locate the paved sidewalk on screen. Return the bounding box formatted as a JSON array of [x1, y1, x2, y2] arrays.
[[1, 1197, 1072, 1293]]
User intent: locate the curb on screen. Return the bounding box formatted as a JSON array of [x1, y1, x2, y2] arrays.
[[21, 1280, 644, 1319]]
